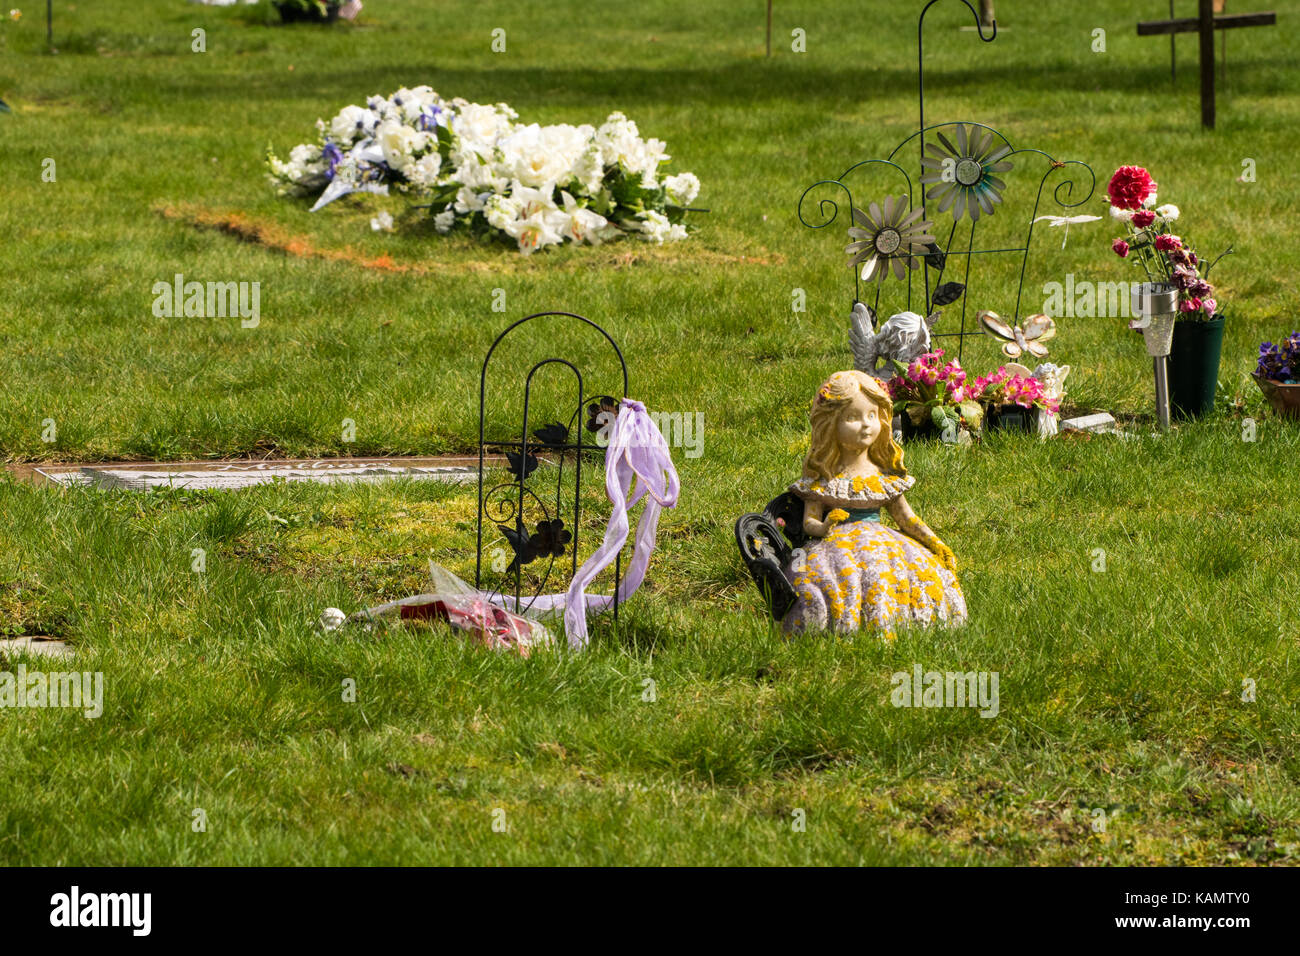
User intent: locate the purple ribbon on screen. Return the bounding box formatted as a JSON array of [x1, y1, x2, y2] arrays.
[[493, 398, 679, 649]]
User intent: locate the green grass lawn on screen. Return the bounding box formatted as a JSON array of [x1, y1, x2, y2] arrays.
[[1, 0, 1298, 865]]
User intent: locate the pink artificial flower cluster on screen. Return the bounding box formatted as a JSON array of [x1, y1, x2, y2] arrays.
[[888, 349, 981, 404], [975, 367, 1060, 414]]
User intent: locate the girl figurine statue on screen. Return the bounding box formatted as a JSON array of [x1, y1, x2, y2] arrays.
[[782, 370, 967, 635]]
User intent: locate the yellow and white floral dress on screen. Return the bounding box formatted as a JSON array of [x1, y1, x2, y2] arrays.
[[782, 472, 967, 635]]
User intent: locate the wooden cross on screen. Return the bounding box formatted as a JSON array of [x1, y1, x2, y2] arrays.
[[1138, 0, 1276, 128]]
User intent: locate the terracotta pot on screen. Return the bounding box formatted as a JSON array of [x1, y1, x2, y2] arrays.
[[1253, 374, 1300, 421]]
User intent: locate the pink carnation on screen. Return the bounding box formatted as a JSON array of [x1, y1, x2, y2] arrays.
[[1107, 166, 1157, 210]]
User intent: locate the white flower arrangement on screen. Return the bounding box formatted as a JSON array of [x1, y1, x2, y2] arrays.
[[267, 88, 701, 255]]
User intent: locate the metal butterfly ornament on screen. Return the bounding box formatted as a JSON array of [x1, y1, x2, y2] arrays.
[[978, 310, 1056, 360]]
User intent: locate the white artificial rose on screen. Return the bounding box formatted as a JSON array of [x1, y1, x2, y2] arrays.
[[596, 112, 669, 185], [664, 171, 700, 207], [542, 123, 595, 179], [452, 102, 516, 150], [498, 123, 582, 189], [377, 120, 427, 171]]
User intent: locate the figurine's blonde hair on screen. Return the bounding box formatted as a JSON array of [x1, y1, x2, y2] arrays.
[[802, 370, 906, 481]]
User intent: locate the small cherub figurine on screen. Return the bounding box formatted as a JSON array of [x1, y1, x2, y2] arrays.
[[1032, 362, 1070, 438], [783, 370, 967, 635]]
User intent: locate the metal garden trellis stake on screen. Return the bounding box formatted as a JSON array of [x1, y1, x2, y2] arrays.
[[797, 0, 1095, 364], [476, 311, 629, 622]]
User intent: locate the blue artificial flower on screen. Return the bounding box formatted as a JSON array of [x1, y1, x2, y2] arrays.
[[322, 142, 343, 180]]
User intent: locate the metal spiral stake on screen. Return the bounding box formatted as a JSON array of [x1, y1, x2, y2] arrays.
[[1131, 283, 1179, 430]]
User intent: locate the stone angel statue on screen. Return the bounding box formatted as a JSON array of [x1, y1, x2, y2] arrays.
[[849, 302, 942, 380]]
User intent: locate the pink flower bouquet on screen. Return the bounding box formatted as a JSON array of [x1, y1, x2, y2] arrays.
[[1106, 165, 1231, 323]]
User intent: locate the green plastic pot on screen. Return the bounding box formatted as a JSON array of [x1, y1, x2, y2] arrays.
[[1168, 314, 1225, 420], [985, 404, 1034, 434], [275, 1, 341, 23]]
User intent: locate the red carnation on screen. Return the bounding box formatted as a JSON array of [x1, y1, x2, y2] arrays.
[[1112, 238, 1130, 258], [1132, 210, 1156, 228], [1155, 233, 1182, 252], [1107, 165, 1157, 211]]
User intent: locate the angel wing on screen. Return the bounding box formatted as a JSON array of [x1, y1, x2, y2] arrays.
[[848, 301, 878, 373]]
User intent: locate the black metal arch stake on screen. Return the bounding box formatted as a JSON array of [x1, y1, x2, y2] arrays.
[[917, 0, 997, 173], [476, 311, 629, 627], [796, 2, 1095, 362]]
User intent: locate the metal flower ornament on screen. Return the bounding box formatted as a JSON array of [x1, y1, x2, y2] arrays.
[[920, 124, 1013, 223], [845, 195, 935, 283]]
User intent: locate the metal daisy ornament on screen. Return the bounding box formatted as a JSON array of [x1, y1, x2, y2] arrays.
[[845, 195, 935, 282], [920, 124, 1013, 223]]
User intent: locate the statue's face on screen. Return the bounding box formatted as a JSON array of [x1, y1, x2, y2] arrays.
[[838, 391, 882, 455]]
